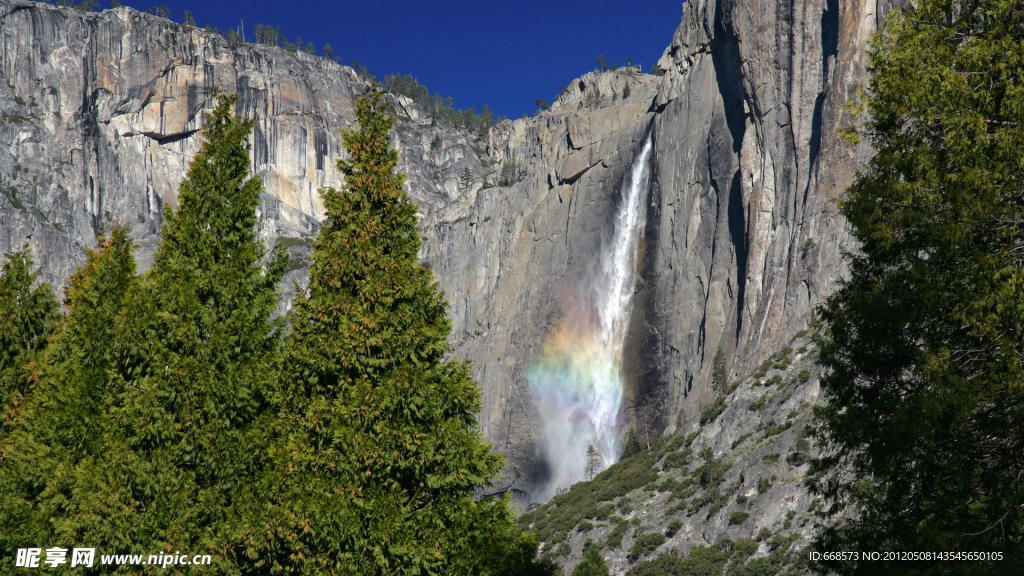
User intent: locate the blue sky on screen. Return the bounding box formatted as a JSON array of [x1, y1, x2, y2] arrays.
[[106, 0, 684, 119]]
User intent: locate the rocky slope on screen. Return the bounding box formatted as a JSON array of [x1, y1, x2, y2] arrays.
[[1, 0, 890, 513], [520, 331, 825, 575]]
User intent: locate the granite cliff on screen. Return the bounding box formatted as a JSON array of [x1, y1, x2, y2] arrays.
[[1, 0, 888, 522]]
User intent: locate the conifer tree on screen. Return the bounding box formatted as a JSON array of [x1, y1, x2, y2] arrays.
[[252, 90, 550, 575], [0, 248, 59, 432], [56, 93, 286, 559], [0, 226, 136, 554], [573, 548, 610, 576], [814, 1, 1024, 572]]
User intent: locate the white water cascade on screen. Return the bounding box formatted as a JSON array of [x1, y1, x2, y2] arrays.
[[528, 132, 654, 500]]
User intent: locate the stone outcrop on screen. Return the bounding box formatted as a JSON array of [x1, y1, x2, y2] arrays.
[[0, 0, 891, 505]]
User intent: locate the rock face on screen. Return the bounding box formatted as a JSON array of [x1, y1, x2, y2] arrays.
[[630, 0, 890, 433], [0, 0, 487, 308], [0, 0, 890, 503]]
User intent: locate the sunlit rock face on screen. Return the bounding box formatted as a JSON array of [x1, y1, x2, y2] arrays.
[[0, 0, 484, 309], [0, 0, 889, 502]]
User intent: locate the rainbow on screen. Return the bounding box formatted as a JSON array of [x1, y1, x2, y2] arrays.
[[529, 133, 653, 500]]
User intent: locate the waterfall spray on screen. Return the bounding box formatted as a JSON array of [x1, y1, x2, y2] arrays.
[[528, 132, 653, 500]]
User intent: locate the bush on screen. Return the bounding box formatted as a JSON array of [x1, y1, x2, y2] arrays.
[[662, 446, 693, 469], [626, 546, 730, 576], [761, 419, 791, 438], [732, 537, 759, 560], [748, 395, 767, 412], [731, 432, 753, 449], [665, 520, 683, 537], [728, 511, 750, 525], [700, 395, 727, 424], [712, 349, 728, 392], [628, 532, 667, 561], [605, 519, 629, 549], [786, 451, 807, 467], [696, 453, 732, 489], [707, 492, 730, 517]]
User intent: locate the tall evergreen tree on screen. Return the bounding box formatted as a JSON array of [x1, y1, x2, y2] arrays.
[[53, 93, 286, 561], [814, 1, 1024, 573], [573, 548, 609, 576], [250, 90, 550, 575], [0, 248, 59, 432], [0, 226, 136, 555]]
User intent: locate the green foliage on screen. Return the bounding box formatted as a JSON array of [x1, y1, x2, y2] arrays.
[[699, 395, 727, 424], [759, 418, 791, 438], [604, 519, 629, 549], [815, 1, 1024, 571], [596, 54, 609, 72], [0, 94, 285, 570], [712, 349, 728, 392], [661, 445, 693, 470], [384, 74, 500, 136], [535, 99, 550, 111], [573, 547, 610, 576], [621, 428, 642, 458], [0, 248, 59, 431], [248, 90, 544, 576], [749, 394, 767, 412], [0, 227, 137, 554], [665, 520, 683, 538], [728, 511, 750, 526], [80, 94, 284, 563], [626, 545, 729, 576], [628, 532, 666, 561], [695, 449, 732, 490]]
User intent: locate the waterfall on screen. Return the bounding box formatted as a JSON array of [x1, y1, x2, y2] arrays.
[[528, 132, 653, 500]]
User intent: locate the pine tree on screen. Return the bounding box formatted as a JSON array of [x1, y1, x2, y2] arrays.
[[0, 226, 136, 554], [573, 548, 610, 576], [0, 248, 59, 432], [814, 1, 1024, 572], [56, 93, 286, 560], [252, 90, 550, 575], [585, 444, 602, 481]]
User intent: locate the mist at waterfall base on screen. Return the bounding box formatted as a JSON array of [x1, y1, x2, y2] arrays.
[[528, 135, 653, 501]]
